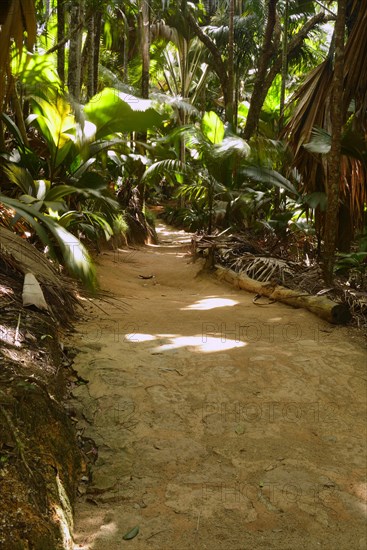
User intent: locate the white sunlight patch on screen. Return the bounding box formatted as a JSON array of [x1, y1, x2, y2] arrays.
[[182, 297, 239, 311], [153, 335, 246, 353]]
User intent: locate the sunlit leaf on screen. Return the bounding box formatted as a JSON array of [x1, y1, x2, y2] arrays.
[[0, 194, 97, 288], [202, 111, 225, 144], [84, 88, 164, 139]]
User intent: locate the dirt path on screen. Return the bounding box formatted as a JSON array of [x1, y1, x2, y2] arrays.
[[70, 223, 366, 550]]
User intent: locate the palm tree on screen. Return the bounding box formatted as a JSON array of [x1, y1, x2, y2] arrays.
[[323, 0, 347, 283], [284, 0, 367, 262]]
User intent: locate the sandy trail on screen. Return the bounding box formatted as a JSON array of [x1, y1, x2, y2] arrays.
[[70, 223, 366, 550]]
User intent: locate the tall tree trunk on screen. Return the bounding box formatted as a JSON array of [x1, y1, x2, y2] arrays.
[[86, 14, 95, 99], [141, 0, 150, 99], [243, 0, 278, 141], [118, 8, 130, 84], [226, 0, 235, 127], [279, 0, 289, 132], [323, 0, 347, 283], [179, 37, 188, 166], [138, 0, 150, 206], [68, 1, 84, 101], [57, 0, 65, 84], [93, 11, 102, 95]]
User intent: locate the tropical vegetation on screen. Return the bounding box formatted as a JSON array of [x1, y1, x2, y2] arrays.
[[0, 0, 366, 288]]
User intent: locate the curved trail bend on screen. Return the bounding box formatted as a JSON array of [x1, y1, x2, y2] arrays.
[[71, 223, 366, 550]]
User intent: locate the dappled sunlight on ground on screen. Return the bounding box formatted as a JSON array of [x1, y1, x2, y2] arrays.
[[122, 332, 247, 353], [181, 296, 239, 311], [71, 226, 367, 550], [73, 519, 119, 550], [155, 223, 192, 244], [152, 334, 246, 353], [131, 333, 157, 342]]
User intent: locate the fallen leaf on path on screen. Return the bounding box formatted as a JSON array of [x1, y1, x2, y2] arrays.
[[123, 526, 139, 540]]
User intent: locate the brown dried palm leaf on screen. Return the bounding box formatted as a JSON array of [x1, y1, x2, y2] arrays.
[[0, 0, 36, 108], [230, 255, 295, 284], [0, 227, 79, 321], [284, 0, 367, 228]]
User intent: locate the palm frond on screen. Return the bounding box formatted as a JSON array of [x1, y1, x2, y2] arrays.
[[0, 194, 97, 288], [142, 159, 194, 183], [230, 254, 295, 284]]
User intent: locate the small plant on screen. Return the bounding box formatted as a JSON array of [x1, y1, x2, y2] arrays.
[[334, 252, 367, 275]]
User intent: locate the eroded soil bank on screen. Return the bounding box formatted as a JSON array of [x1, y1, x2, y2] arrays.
[[0, 271, 81, 550], [70, 223, 366, 550]]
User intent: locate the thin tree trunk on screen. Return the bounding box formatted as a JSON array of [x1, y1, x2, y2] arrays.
[[323, 0, 347, 283], [68, 1, 84, 101], [226, 0, 235, 127], [118, 8, 130, 84], [242, 10, 327, 142], [179, 38, 187, 171], [141, 0, 150, 99], [138, 0, 150, 207], [57, 0, 65, 84], [279, 0, 289, 132], [86, 14, 95, 99], [243, 0, 278, 141], [93, 11, 102, 95]]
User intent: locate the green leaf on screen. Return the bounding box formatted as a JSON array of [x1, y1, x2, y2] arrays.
[[142, 159, 193, 183], [304, 191, 327, 211], [0, 195, 97, 289], [2, 164, 35, 195], [122, 526, 139, 540], [202, 111, 225, 144], [84, 88, 164, 139], [76, 172, 107, 190], [242, 166, 299, 196], [213, 136, 250, 160], [43, 185, 78, 202], [58, 211, 83, 228], [1, 113, 25, 149], [31, 96, 76, 149]]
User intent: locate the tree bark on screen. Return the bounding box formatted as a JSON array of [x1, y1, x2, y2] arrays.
[[86, 14, 95, 99], [141, 0, 150, 99], [67, 1, 84, 101], [242, 0, 278, 141], [216, 266, 351, 325], [226, 0, 235, 128], [243, 9, 328, 141], [93, 11, 102, 95], [279, 0, 289, 132], [323, 0, 347, 283], [57, 0, 65, 85]]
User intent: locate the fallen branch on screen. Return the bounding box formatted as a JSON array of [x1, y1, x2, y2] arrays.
[[216, 265, 351, 325]]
